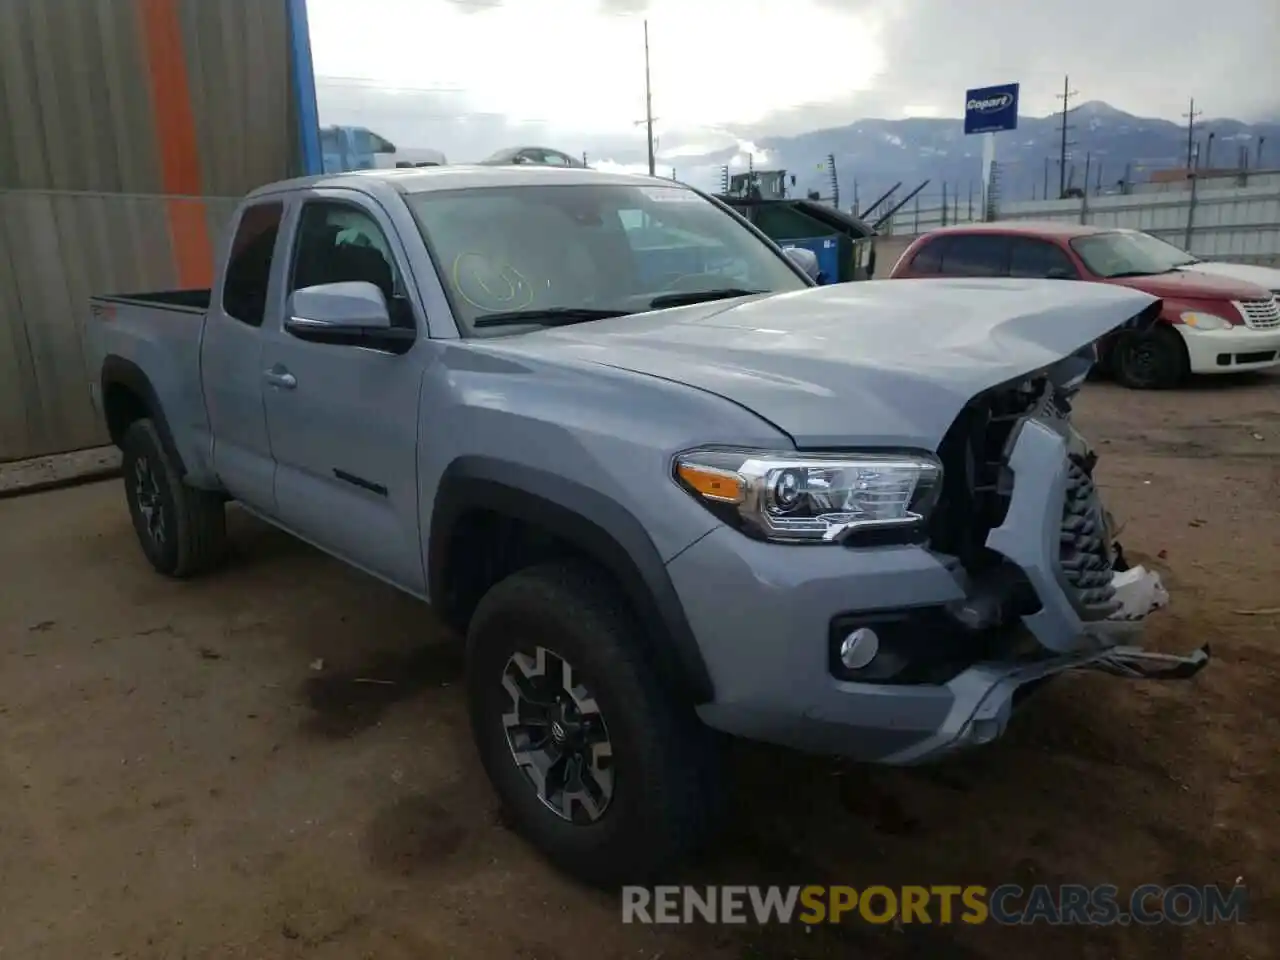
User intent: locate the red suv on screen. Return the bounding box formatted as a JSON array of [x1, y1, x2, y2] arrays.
[[888, 222, 1280, 389]]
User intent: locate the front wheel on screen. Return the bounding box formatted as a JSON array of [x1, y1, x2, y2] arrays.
[[465, 560, 724, 887], [1112, 326, 1189, 389], [120, 418, 227, 578]]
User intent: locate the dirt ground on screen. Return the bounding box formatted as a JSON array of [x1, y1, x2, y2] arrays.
[[2, 375, 1278, 960]]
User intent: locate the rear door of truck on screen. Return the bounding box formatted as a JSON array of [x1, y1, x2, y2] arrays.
[[200, 200, 290, 512]]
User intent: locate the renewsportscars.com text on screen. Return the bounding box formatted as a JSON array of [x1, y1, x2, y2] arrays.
[[622, 884, 1249, 926]]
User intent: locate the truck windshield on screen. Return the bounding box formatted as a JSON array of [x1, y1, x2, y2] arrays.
[[1070, 230, 1199, 278], [404, 183, 808, 332]]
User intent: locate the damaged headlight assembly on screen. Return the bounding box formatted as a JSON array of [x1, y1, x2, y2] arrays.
[[673, 448, 943, 543]]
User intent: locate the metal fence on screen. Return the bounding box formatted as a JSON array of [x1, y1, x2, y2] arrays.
[[0, 190, 238, 462], [882, 172, 1280, 267]]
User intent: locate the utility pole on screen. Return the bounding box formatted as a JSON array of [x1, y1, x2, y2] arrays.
[[1183, 97, 1202, 170], [1055, 75, 1078, 198], [643, 20, 656, 176]]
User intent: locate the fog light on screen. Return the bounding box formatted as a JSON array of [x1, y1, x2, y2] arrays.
[[839, 627, 880, 670]]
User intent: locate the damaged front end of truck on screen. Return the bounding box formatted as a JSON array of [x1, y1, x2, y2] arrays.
[[878, 308, 1210, 760]]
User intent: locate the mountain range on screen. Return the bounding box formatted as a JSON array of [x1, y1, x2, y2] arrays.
[[678, 102, 1280, 212]]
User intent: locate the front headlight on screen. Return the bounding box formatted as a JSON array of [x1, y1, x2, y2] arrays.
[[673, 448, 943, 544], [1180, 311, 1232, 330]]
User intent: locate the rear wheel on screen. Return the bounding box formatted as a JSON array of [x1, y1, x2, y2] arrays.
[[120, 419, 227, 578], [1112, 326, 1188, 389], [465, 560, 724, 887]]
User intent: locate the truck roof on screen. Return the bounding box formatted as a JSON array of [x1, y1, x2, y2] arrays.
[[246, 164, 682, 199]]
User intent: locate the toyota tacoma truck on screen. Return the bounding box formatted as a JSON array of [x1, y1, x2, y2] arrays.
[[85, 166, 1209, 886]]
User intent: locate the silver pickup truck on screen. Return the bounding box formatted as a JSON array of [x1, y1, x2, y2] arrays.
[[85, 165, 1209, 886]]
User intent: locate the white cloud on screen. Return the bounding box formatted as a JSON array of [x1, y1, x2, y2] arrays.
[[307, 0, 885, 135], [305, 0, 1279, 176]]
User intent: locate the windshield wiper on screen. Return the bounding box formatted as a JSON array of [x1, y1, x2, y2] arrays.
[[1105, 270, 1162, 278], [648, 288, 768, 310], [472, 307, 633, 328]]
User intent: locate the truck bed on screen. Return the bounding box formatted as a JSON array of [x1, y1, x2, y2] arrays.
[[85, 288, 214, 479], [93, 288, 212, 312]]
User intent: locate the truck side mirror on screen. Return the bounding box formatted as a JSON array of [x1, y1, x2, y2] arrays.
[[287, 281, 392, 330], [284, 281, 414, 352], [782, 246, 820, 282]]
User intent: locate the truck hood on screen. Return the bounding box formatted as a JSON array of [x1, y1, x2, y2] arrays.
[[1104, 268, 1271, 300], [489, 279, 1159, 449], [1174, 259, 1280, 292]]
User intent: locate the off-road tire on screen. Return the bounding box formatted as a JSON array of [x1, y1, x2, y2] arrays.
[[120, 418, 227, 578], [1112, 326, 1189, 389], [465, 559, 724, 887]]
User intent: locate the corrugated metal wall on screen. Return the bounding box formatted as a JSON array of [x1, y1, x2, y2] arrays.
[[0, 193, 240, 460], [0, 0, 304, 462], [0, 0, 298, 195]]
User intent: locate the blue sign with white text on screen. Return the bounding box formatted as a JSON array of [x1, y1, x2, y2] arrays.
[[964, 83, 1020, 135]]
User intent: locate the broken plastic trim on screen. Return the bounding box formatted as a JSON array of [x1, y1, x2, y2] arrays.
[[1085, 643, 1211, 681]]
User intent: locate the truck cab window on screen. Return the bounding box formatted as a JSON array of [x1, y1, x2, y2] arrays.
[[289, 200, 414, 328], [617, 207, 748, 287], [221, 201, 284, 326]]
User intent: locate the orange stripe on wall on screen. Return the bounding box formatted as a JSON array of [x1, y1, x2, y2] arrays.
[[137, 0, 214, 289]]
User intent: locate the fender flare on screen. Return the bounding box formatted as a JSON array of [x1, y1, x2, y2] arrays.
[[428, 456, 714, 704], [100, 355, 187, 476]]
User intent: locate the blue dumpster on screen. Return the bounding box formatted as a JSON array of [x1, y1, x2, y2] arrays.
[[782, 235, 841, 284]]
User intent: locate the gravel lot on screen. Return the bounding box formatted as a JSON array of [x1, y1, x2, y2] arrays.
[[2, 377, 1277, 960]]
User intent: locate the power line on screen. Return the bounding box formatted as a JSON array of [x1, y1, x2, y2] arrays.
[[1182, 96, 1203, 169], [1055, 74, 1078, 199]]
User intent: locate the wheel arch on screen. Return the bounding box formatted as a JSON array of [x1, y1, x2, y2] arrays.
[[101, 355, 187, 476], [428, 456, 715, 705]]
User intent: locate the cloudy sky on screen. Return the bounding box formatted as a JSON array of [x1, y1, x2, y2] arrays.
[[306, 0, 1279, 181]]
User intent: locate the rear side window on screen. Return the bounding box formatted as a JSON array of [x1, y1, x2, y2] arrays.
[[908, 237, 947, 274], [1009, 238, 1077, 278], [938, 235, 1010, 276], [221, 201, 284, 326]]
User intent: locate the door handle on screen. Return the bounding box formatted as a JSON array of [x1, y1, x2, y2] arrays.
[[263, 369, 297, 390]]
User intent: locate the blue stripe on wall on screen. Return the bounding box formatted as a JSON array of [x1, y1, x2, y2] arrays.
[[286, 0, 323, 175]]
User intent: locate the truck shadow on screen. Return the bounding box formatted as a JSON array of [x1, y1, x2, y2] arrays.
[[300, 643, 463, 739]]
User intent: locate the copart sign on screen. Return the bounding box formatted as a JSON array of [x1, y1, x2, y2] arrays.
[[964, 82, 1020, 135]]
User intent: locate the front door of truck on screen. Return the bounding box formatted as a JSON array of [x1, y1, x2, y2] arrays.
[[201, 200, 287, 512], [258, 191, 426, 593]]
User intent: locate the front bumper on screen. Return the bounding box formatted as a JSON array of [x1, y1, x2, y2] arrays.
[[1176, 324, 1280, 373], [669, 417, 1208, 765]]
